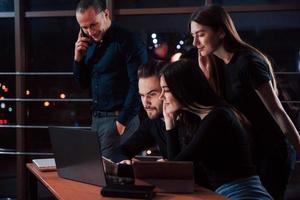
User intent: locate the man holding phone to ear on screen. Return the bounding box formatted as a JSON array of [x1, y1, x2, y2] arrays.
[[73, 0, 147, 159]]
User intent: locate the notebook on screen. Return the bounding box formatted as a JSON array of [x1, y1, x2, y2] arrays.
[[32, 158, 56, 171]]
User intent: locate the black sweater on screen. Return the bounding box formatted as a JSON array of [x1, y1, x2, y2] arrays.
[[114, 118, 167, 162], [166, 106, 256, 190]]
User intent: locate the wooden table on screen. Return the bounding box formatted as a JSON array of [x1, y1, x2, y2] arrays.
[[26, 163, 228, 200]]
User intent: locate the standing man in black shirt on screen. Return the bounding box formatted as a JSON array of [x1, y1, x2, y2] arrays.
[[114, 60, 168, 162], [73, 0, 148, 159]]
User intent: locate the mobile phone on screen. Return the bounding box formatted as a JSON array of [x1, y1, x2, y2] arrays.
[[80, 28, 89, 38], [80, 28, 91, 47]]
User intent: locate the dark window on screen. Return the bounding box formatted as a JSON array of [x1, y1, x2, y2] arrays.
[[276, 74, 300, 129], [0, 128, 16, 195], [0, 101, 16, 126], [0, 76, 15, 98], [114, 0, 205, 9], [229, 11, 300, 72], [26, 0, 77, 11], [238, 28, 300, 72], [0, 155, 16, 198], [0, 19, 15, 71], [25, 128, 53, 152], [115, 14, 190, 32], [0, 0, 14, 11], [145, 32, 191, 62], [27, 17, 78, 72], [230, 11, 300, 31], [277, 74, 300, 101], [213, 0, 300, 5], [0, 129, 16, 149], [0, 76, 15, 126], [25, 75, 89, 98], [25, 102, 91, 126]]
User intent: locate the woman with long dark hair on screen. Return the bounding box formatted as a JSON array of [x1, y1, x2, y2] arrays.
[[189, 5, 298, 199], [159, 59, 272, 199]]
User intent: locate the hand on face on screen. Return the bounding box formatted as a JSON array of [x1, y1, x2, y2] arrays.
[[159, 75, 180, 130], [75, 8, 111, 61], [162, 99, 177, 131]]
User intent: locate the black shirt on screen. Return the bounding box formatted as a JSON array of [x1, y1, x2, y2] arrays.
[[73, 23, 148, 125], [166, 106, 256, 190], [223, 50, 285, 148], [114, 118, 167, 162]]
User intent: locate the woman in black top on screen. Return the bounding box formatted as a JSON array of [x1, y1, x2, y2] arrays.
[[159, 59, 272, 199], [189, 5, 298, 200]]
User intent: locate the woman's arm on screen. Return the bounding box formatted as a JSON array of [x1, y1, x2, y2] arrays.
[[256, 81, 300, 153], [162, 101, 181, 159], [166, 128, 181, 160]]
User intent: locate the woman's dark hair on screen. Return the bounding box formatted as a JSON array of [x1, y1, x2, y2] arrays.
[[189, 4, 277, 95], [160, 59, 252, 139], [160, 59, 222, 112]]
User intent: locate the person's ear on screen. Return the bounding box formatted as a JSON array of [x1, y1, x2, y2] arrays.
[[103, 9, 110, 18]]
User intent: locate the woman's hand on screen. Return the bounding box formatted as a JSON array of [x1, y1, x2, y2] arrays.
[[162, 102, 177, 131], [118, 158, 139, 165]]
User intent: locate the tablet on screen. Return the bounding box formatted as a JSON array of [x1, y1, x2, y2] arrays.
[[133, 161, 194, 193]]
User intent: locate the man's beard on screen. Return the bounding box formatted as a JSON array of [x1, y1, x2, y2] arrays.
[[145, 107, 158, 119]]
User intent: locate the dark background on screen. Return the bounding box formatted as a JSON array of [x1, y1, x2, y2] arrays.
[[0, 0, 300, 199]]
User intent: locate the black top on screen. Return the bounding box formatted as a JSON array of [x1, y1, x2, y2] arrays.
[[223, 50, 285, 148], [73, 23, 148, 125], [114, 118, 167, 162], [166, 106, 256, 190]]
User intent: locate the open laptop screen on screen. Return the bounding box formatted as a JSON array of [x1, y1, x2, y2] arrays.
[[49, 127, 106, 186]]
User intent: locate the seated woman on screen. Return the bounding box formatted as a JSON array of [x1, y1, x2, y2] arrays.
[[159, 59, 272, 200]]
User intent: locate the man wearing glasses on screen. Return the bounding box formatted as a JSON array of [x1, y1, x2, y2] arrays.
[[73, 0, 147, 159]]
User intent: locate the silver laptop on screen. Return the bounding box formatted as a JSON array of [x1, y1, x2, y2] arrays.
[[49, 127, 108, 186]]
